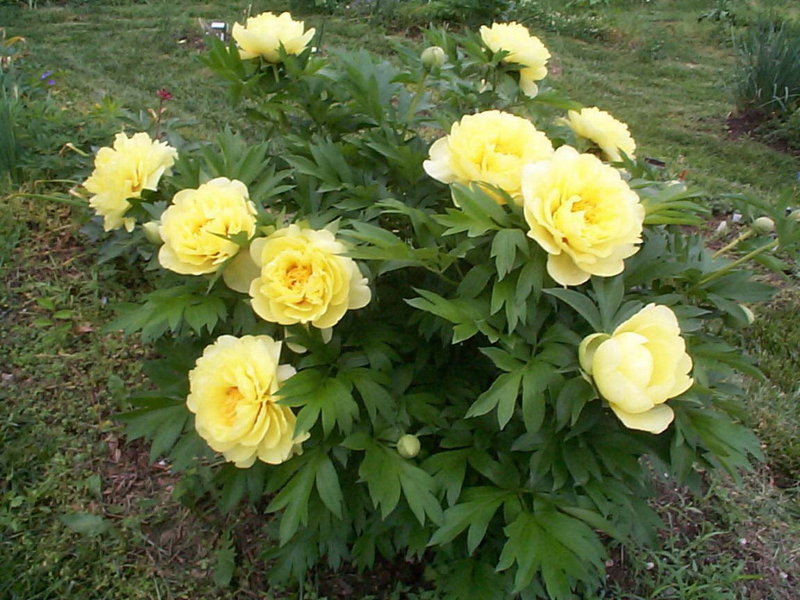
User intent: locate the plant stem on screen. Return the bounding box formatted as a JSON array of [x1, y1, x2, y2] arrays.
[[405, 71, 428, 126], [699, 239, 779, 286], [712, 229, 753, 258]]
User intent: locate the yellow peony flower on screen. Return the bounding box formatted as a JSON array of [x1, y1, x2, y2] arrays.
[[480, 22, 550, 98], [158, 178, 257, 275], [563, 107, 636, 162], [423, 110, 553, 204], [187, 335, 308, 467], [522, 145, 644, 286], [83, 132, 177, 232], [248, 225, 371, 328], [578, 304, 693, 434], [232, 11, 315, 62]]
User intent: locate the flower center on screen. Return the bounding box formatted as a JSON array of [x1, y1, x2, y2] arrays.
[[222, 386, 244, 424], [572, 197, 598, 224], [284, 262, 312, 290]]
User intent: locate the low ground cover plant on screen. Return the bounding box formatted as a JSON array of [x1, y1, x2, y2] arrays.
[[67, 10, 799, 599]]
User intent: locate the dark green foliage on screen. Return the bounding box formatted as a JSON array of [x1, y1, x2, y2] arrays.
[[98, 23, 798, 599]]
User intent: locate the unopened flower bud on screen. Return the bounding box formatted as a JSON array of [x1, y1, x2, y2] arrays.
[[397, 434, 421, 458], [752, 216, 775, 234], [421, 46, 446, 70], [142, 221, 163, 245], [741, 305, 755, 325], [789, 209, 800, 222]]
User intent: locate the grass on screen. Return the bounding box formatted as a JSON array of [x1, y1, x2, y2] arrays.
[[0, 0, 798, 598], [547, 0, 799, 201], [0, 1, 400, 141]]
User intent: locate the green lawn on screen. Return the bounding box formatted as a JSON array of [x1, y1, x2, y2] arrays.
[[1, 1, 798, 598]]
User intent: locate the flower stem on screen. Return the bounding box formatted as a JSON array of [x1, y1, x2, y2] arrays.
[[712, 229, 753, 258], [154, 97, 165, 140], [405, 71, 428, 126], [699, 239, 779, 286]]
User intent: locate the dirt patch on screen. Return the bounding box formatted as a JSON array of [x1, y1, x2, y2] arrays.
[[314, 556, 429, 598], [727, 111, 800, 157]]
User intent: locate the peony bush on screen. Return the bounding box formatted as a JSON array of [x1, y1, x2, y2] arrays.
[[79, 16, 798, 599]]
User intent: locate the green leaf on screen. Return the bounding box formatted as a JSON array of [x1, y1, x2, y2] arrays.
[[359, 442, 402, 519], [183, 295, 227, 336], [266, 454, 316, 545], [406, 288, 481, 324], [555, 377, 596, 429], [347, 368, 395, 426], [281, 371, 358, 438], [399, 460, 443, 526], [117, 398, 188, 462], [315, 454, 344, 518], [466, 370, 523, 429], [218, 470, 246, 515], [359, 440, 441, 525], [544, 288, 603, 331], [517, 251, 546, 304], [147, 404, 189, 462], [441, 559, 507, 600], [458, 263, 493, 298], [591, 275, 624, 331], [636, 180, 708, 226], [522, 361, 557, 434], [497, 506, 605, 597], [106, 286, 229, 343], [491, 229, 529, 280], [423, 449, 469, 507], [559, 505, 625, 542], [278, 368, 326, 402], [479, 347, 524, 372], [429, 487, 512, 552], [453, 184, 511, 227], [212, 530, 236, 588], [60, 513, 113, 537], [691, 341, 764, 380]]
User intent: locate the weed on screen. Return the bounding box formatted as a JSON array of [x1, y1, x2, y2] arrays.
[[732, 18, 800, 118]]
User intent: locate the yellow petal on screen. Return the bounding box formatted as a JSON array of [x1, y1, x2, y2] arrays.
[[223, 248, 261, 293], [610, 403, 674, 434], [547, 251, 591, 286]]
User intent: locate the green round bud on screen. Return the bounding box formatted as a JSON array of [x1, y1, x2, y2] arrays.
[[752, 216, 775, 234], [397, 434, 421, 458], [142, 221, 163, 245], [421, 46, 446, 70]]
